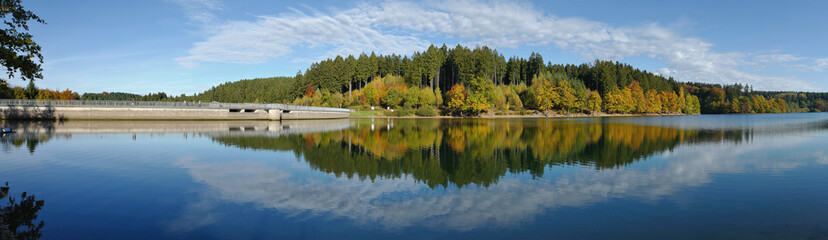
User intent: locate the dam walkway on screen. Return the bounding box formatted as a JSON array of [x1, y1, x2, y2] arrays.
[[0, 99, 352, 120]]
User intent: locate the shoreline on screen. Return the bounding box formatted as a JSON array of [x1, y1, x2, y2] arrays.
[[350, 112, 688, 119]]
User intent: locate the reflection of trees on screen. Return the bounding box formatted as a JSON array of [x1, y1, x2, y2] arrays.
[[0, 182, 44, 240], [214, 119, 745, 188], [187, 122, 828, 232], [1, 135, 52, 154], [1, 121, 58, 154]]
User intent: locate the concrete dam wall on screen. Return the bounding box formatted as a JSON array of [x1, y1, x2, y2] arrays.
[[0, 100, 351, 121]]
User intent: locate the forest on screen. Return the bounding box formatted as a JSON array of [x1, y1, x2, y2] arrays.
[[2, 44, 826, 115], [683, 82, 828, 113], [184, 45, 703, 116], [80, 92, 170, 101]]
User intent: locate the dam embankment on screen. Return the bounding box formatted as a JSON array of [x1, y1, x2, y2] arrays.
[[0, 100, 350, 120]]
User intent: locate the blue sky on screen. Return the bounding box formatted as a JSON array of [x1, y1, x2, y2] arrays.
[[18, 0, 828, 94]]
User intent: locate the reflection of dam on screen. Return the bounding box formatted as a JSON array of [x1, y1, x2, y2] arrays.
[[0, 119, 352, 137]]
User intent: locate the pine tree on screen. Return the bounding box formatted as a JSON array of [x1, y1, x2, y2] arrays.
[[24, 80, 37, 99]]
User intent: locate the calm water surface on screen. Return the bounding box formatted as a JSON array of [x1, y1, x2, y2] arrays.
[[2, 113, 828, 239]]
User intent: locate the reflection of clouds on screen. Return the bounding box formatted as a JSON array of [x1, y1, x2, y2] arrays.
[[165, 196, 220, 233], [814, 151, 828, 165], [174, 133, 824, 231]]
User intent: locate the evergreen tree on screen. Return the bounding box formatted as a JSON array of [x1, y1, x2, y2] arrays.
[[24, 80, 37, 99]]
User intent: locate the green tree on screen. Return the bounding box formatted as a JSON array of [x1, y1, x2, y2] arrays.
[[0, 80, 10, 98], [404, 87, 420, 108], [362, 84, 379, 106], [0, 0, 45, 84], [463, 91, 490, 116], [382, 87, 403, 108], [24, 80, 36, 99], [434, 89, 443, 107], [331, 92, 344, 108], [491, 87, 508, 112], [557, 80, 578, 114], [506, 88, 524, 111], [418, 87, 436, 106], [586, 90, 602, 113], [684, 94, 701, 114], [345, 55, 356, 95]]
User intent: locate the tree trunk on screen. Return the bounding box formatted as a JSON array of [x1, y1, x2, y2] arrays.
[[436, 67, 441, 90]]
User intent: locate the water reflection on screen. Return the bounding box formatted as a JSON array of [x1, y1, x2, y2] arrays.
[[2, 115, 828, 236], [0, 182, 45, 240], [0, 120, 352, 154], [210, 118, 827, 188], [183, 116, 828, 231], [179, 128, 827, 231]]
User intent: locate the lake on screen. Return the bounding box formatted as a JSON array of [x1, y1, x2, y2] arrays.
[[2, 113, 828, 239]]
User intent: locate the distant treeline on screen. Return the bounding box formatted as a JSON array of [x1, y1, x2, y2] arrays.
[[684, 82, 828, 113], [183, 77, 297, 103], [80, 92, 170, 101], [0, 81, 80, 100]]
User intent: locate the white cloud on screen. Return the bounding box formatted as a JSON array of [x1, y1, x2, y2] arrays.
[[175, 10, 429, 66], [170, 0, 223, 25], [178, 0, 823, 91], [792, 58, 828, 73], [812, 58, 828, 72], [753, 53, 805, 63]]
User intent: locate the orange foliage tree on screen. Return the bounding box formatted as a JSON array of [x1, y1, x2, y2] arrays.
[[446, 84, 466, 115]]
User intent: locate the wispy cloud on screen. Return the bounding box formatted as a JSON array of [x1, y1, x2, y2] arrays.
[[170, 0, 223, 25], [176, 0, 824, 91], [752, 53, 806, 63], [812, 58, 828, 72], [175, 11, 429, 67]]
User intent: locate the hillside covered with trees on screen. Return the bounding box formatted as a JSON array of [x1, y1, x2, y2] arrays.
[[173, 45, 703, 116], [177, 44, 825, 116]]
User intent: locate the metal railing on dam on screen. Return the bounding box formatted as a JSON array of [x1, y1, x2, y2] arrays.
[[0, 99, 352, 113]]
